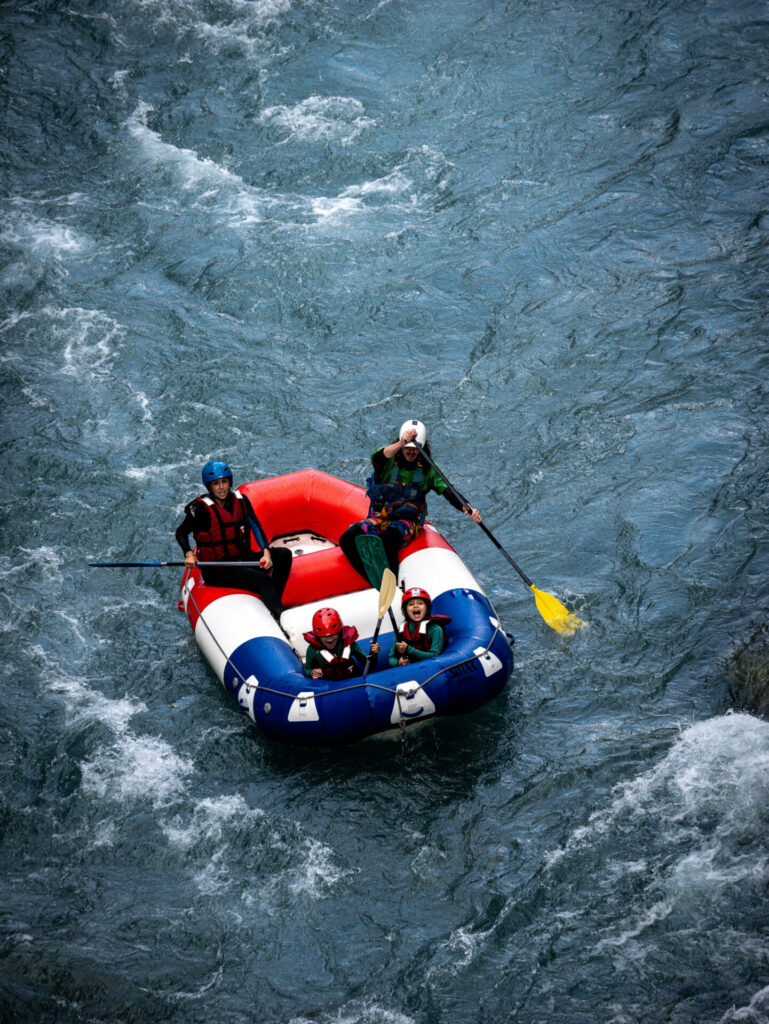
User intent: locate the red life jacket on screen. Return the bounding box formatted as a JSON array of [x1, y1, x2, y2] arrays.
[[401, 616, 451, 653], [303, 625, 361, 680], [187, 489, 252, 561]]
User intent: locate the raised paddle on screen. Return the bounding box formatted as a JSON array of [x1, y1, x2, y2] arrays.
[[354, 533, 399, 632], [88, 560, 268, 568], [412, 441, 584, 637], [362, 567, 397, 678]]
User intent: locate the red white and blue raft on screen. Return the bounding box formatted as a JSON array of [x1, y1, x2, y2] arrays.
[[179, 469, 513, 746]]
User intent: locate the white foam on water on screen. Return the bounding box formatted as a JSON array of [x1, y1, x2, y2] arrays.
[[287, 836, 356, 899], [80, 733, 194, 807], [288, 1001, 416, 1024], [343, 167, 412, 200], [425, 910, 500, 984], [126, 102, 245, 193], [58, 307, 124, 379], [545, 714, 769, 954], [131, 387, 153, 423], [45, 661, 146, 734], [720, 984, 769, 1023], [124, 459, 191, 481], [90, 819, 117, 849], [546, 713, 769, 869], [593, 898, 674, 952], [53, 610, 91, 649], [1, 305, 123, 381], [130, 0, 291, 50], [110, 69, 129, 90], [163, 793, 262, 850], [310, 167, 414, 223], [190, 850, 231, 895], [162, 794, 268, 894], [260, 95, 375, 143], [20, 385, 49, 408], [162, 965, 224, 1002], [1, 546, 59, 581], [309, 194, 364, 220], [0, 212, 88, 257]]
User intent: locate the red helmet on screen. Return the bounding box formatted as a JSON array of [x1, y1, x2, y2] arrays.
[[312, 607, 342, 637], [402, 587, 431, 613]]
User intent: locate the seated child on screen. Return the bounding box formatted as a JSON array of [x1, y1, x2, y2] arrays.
[[303, 607, 380, 680], [389, 587, 451, 667]]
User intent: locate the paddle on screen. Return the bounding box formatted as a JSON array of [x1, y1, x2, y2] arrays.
[[88, 560, 267, 568], [363, 568, 397, 678], [412, 441, 584, 636], [354, 533, 399, 632]]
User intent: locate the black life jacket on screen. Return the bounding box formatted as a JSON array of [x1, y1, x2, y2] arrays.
[[187, 490, 251, 561], [401, 616, 451, 652], [303, 625, 361, 680], [365, 461, 428, 523]]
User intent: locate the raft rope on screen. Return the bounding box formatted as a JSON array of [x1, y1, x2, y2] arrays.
[[183, 574, 506, 723]]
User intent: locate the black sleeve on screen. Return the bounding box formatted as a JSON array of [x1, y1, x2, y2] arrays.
[[242, 495, 267, 553], [370, 446, 391, 476], [443, 488, 465, 512], [175, 503, 209, 554]]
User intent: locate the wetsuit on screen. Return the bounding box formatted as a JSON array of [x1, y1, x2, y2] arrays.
[[175, 490, 291, 619]]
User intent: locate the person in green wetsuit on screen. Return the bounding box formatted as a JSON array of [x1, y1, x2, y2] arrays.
[[339, 419, 482, 582], [303, 607, 380, 680], [389, 587, 451, 667]]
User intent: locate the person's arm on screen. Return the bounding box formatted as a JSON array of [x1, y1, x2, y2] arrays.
[[304, 648, 322, 678], [350, 642, 369, 672], [176, 503, 208, 567], [370, 446, 390, 476], [242, 496, 269, 553], [175, 511, 196, 553], [429, 468, 482, 522], [242, 495, 276, 568], [381, 428, 414, 461]]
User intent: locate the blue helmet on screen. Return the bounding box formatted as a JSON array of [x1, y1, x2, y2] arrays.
[[202, 460, 233, 486]]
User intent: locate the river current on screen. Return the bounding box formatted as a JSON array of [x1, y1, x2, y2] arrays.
[[2, 1, 768, 1022]]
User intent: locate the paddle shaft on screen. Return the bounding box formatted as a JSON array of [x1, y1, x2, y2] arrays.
[[413, 442, 534, 589], [88, 560, 268, 568], [362, 615, 384, 678]]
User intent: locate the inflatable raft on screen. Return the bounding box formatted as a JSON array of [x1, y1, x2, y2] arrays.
[[179, 469, 513, 745]]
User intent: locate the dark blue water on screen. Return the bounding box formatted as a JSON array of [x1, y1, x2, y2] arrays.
[[2, 0, 769, 1021]]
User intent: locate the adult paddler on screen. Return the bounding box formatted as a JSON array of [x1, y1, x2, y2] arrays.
[[339, 419, 482, 583], [175, 459, 292, 620]]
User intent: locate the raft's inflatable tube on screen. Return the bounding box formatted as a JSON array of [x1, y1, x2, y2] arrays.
[[179, 469, 513, 746]]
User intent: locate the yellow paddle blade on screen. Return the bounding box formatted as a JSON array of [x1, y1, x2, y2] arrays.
[[531, 585, 584, 636], [378, 568, 397, 619]]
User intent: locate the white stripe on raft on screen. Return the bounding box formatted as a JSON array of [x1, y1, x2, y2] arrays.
[[193, 592, 285, 682], [398, 545, 485, 600]]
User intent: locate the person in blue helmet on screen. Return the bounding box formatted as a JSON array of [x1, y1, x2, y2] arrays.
[[175, 460, 292, 620]]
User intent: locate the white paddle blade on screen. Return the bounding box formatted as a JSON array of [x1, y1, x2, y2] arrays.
[[378, 568, 397, 619]]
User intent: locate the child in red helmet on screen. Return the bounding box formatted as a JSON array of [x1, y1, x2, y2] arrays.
[[389, 587, 451, 667], [303, 607, 381, 680]]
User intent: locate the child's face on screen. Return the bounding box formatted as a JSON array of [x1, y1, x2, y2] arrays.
[[320, 631, 340, 650], [405, 598, 428, 621]]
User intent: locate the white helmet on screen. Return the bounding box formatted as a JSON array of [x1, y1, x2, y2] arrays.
[[399, 418, 427, 449]]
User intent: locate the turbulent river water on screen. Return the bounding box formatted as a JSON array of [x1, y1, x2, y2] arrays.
[[2, 0, 769, 1021]]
